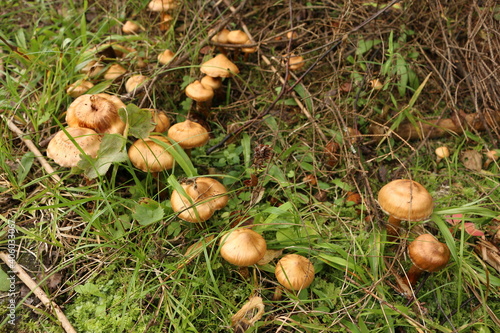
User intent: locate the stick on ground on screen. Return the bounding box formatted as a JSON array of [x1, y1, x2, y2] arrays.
[[0, 251, 76, 333]]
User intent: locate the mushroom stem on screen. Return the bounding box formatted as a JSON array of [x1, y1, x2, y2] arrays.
[[403, 264, 424, 286], [387, 215, 402, 239]]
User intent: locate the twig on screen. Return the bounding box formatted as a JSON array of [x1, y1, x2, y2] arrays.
[[0, 251, 77, 333], [3, 116, 62, 184]]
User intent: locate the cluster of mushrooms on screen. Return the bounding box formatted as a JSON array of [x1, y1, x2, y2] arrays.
[[378, 179, 451, 291]]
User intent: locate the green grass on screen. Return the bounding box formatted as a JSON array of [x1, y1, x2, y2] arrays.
[[1, 1, 500, 332]]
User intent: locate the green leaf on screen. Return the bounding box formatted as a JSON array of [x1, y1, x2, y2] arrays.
[[78, 134, 128, 179], [0, 267, 11, 291], [17, 151, 34, 184], [132, 198, 164, 226], [74, 282, 105, 297], [119, 104, 155, 139], [152, 137, 197, 177]]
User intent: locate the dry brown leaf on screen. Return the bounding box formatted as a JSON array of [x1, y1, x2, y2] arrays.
[[257, 249, 283, 265], [461, 150, 482, 171]]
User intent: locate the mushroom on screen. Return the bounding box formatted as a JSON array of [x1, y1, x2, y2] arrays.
[[157, 49, 175, 65], [369, 79, 384, 90], [170, 177, 228, 222], [275, 254, 315, 291], [66, 93, 126, 135], [185, 80, 214, 116], [122, 20, 142, 34], [66, 80, 94, 98], [219, 229, 267, 267], [47, 127, 101, 168], [125, 74, 149, 94], [159, 13, 174, 31], [284, 54, 305, 71], [127, 135, 174, 173], [145, 109, 170, 133], [377, 179, 433, 239], [435, 146, 450, 164], [148, 0, 178, 12], [103, 64, 127, 80], [167, 119, 209, 154], [403, 233, 450, 287], [80, 59, 105, 78], [200, 54, 239, 78], [483, 150, 499, 169]]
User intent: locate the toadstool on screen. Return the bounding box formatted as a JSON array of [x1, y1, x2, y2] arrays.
[[128, 135, 174, 173], [219, 228, 267, 267], [435, 146, 450, 164], [185, 80, 214, 116], [170, 177, 228, 223], [47, 127, 101, 168], [275, 254, 315, 291], [66, 93, 126, 135], [377, 179, 433, 239], [167, 119, 209, 153], [200, 54, 239, 78], [403, 233, 450, 287]]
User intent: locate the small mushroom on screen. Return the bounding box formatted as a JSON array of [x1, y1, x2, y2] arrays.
[[148, 0, 178, 12], [157, 49, 175, 65], [403, 233, 450, 287], [66, 93, 126, 135], [145, 109, 170, 133], [185, 80, 214, 116], [435, 146, 450, 164], [128, 135, 174, 173], [378, 179, 433, 239], [122, 20, 142, 35], [483, 150, 499, 169], [167, 119, 209, 152], [200, 54, 239, 78], [125, 74, 149, 94], [66, 80, 94, 98], [170, 177, 228, 222], [47, 127, 101, 168], [219, 229, 267, 266], [103, 64, 127, 80], [275, 254, 315, 291]]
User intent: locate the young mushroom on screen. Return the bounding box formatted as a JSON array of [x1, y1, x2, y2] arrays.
[[103, 63, 127, 80], [66, 93, 126, 135], [483, 150, 499, 169], [219, 229, 267, 267], [167, 119, 209, 155], [275, 254, 315, 291], [66, 80, 94, 98], [157, 49, 175, 65], [47, 127, 101, 168], [200, 54, 240, 79], [170, 177, 228, 223], [403, 233, 450, 287], [128, 136, 175, 173], [435, 146, 450, 164], [125, 74, 149, 94], [377, 179, 433, 239], [185, 80, 214, 116]]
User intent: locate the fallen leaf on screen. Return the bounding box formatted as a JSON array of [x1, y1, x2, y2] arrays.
[[445, 214, 485, 236], [461, 150, 482, 171]]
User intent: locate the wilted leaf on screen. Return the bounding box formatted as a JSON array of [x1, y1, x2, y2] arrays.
[[119, 104, 155, 139], [78, 134, 128, 178], [0, 268, 10, 291], [257, 249, 283, 265], [17, 151, 34, 184], [461, 150, 482, 171], [132, 198, 164, 226], [445, 214, 485, 236]]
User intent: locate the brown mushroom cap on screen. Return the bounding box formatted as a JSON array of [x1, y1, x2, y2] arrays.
[[167, 119, 209, 149], [211, 28, 230, 44], [227, 30, 250, 45], [378, 179, 433, 221], [66, 80, 94, 98], [200, 54, 239, 78], [144, 109, 170, 133], [103, 64, 127, 80], [66, 93, 126, 135], [170, 177, 228, 223], [128, 136, 174, 172], [148, 0, 177, 11], [219, 229, 267, 266], [47, 127, 101, 168], [200, 76, 222, 91], [288, 55, 305, 70], [158, 49, 175, 65], [435, 146, 450, 159], [185, 80, 214, 102], [122, 20, 141, 34], [408, 234, 450, 272], [125, 74, 149, 93], [275, 254, 315, 291]]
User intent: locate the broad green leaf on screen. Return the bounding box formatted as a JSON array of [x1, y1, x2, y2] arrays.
[[78, 134, 128, 179], [74, 282, 105, 297], [132, 198, 164, 226], [119, 104, 155, 139]]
